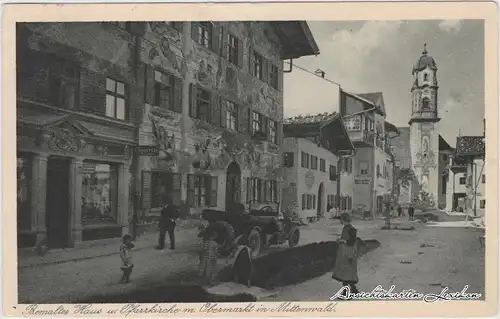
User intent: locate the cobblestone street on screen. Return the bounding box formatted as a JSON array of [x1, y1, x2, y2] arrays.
[[264, 221, 485, 301], [18, 220, 353, 303], [18, 216, 486, 304]]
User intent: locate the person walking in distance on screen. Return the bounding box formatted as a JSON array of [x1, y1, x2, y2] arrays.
[[332, 212, 359, 297], [156, 195, 178, 250], [397, 205, 403, 218]]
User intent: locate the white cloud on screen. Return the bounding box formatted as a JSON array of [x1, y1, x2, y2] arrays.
[[438, 20, 463, 33]]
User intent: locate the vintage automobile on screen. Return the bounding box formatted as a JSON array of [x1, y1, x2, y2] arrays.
[[200, 205, 301, 258]]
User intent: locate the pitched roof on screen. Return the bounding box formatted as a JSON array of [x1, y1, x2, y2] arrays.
[[283, 112, 338, 125], [356, 92, 386, 116], [455, 136, 485, 157]]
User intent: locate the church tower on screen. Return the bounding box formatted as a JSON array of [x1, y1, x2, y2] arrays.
[[409, 44, 440, 206]]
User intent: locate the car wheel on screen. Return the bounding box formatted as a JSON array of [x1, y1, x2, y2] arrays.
[[288, 228, 300, 248], [248, 228, 262, 258]]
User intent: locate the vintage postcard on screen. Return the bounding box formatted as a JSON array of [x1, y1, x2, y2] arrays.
[[2, 1, 498, 317]]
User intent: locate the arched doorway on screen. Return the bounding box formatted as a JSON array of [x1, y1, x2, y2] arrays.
[[225, 162, 241, 211], [317, 182, 324, 218]]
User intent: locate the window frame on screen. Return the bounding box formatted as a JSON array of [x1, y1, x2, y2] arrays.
[[194, 21, 213, 49], [193, 174, 208, 207], [224, 100, 238, 131], [225, 33, 239, 65], [268, 119, 277, 144], [252, 111, 264, 134], [49, 59, 80, 110], [105, 77, 127, 120], [194, 87, 211, 122], [251, 50, 264, 80], [329, 165, 337, 181], [251, 177, 262, 203], [269, 63, 279, 89], [320, 159, 326, 172], [153, 70, 174, 110], [459, 176, 466, 185]]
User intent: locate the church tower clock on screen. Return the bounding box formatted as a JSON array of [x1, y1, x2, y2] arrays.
[[409, 44, 440, 206]]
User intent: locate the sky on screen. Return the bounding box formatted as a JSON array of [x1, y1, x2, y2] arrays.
[[283, 20, 485, 145]]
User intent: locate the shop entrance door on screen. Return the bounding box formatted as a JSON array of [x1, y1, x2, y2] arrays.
[[46, 157, 71, 248]]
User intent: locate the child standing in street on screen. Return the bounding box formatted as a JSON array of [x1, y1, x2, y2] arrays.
[[198, 229, 219, 286], [119, 234, 135, 284]]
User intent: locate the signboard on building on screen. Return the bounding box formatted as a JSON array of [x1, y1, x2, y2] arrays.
[[354, 177, 371, 185], [137, 145, 159, 156]]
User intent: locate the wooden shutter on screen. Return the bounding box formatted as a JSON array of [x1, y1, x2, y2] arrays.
[[220, 99, 227, 128], [248, 46, 254, 76], [302, 194, 306, 210], [172, 76, 183, 113], [237, 38, 244, 68], [238, 105, 249, 133], [171, 173, 182, 206], [246, 177, 252, 204], [145, 64, 155, 105], [186, 174, 195, 207], [220, 28, 227, 58], [189, 84, 197, 118], [262, 116, 269, 139], [262, 180, 268, 203], [262, 57, 269, 83], [209, 176, 218, 207], [277, 61, 283, 92], [141, 171, 152, 210], [211, 24, 221, 54], [211, 94, 221, 127], [191, 22, 198, 42]]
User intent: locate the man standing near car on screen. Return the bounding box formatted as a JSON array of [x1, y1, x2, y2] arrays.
[[156, 195, 178, 250]]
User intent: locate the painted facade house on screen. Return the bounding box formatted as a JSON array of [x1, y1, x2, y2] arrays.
[[340, 90, 398, 216], [281, 113, 354, 221], [16, 22, 144, 248], [135, 21, 319, 219], [15, 21, 319, 249]]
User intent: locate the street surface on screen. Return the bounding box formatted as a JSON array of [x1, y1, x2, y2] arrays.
[[265, 221, 485, 301], [18, 217, 485, 303]]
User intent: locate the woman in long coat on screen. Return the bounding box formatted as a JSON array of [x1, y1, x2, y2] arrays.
[[332, 212, 359, 294]]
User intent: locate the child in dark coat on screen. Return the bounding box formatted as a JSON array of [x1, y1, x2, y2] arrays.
[[119, 234, 135, 284]]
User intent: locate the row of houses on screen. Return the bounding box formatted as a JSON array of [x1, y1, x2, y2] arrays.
[[16, 21, 320, 248], [280, 90, 400, 221]]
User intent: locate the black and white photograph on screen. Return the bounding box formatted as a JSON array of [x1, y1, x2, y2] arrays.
[[7, 6, 495, 312]]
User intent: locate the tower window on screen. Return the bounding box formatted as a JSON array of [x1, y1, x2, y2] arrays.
[[422, 98, 430, 111], [424, 73, 428, 81]]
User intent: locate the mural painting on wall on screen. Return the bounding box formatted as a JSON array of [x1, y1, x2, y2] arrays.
[[151, 117, 176, 164], [192, 139, 212, 170], [148, 108, 181, 127]]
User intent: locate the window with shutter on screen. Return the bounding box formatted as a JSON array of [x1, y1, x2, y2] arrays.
[[302, 194, 306, 210], [320, 159, 326, 172], [186, 174, 195, 207], [211, 94, 221, 127], [173, 76, 183, 113], [192, 22, 212, 49], [224, 32, 239, 65], [268, 119, 277, 143], [250, 50, 264, 80], [223, 100, 238, 130], [269, 62, 279, 90], [211, 25, 221, 54], [48, 59, 79, 110], [246, 177, 252, 203], [105, 78, 127, 120], [209, 176, 218, 207], [329, 165, 337, 181], [153, 70, 173, 110], [313, 195, 316, 210], [262, 180, 268, 203]]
